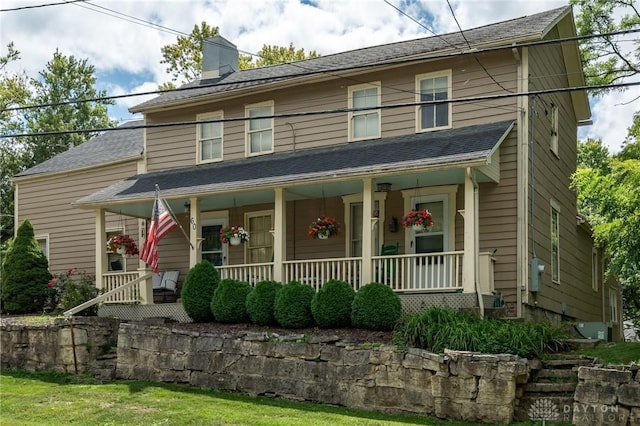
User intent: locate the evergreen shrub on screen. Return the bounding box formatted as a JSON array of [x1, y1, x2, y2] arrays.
[[274, 281, 315, 328], [1, 220, 52, 314], [351, 282, 401, 331], [211, 278, 252, 323], [311, 279, 355, 328], [181, 261, 219, 322], [246, 280, 282, 325]]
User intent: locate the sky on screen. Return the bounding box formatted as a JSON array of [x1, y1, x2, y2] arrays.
[[1, 0, 638, 153]]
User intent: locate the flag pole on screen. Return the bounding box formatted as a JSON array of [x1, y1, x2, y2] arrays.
[[155, 185, 195, 249]]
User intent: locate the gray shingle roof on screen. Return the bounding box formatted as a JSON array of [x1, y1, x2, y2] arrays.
[[77, 120, 514, 205], [15, 121, 144, 178], [131, 6, 570, 112]]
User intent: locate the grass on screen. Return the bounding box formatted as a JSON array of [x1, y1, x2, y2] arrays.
[[0, 370, 560, 426], [571, 341, 640, 364]]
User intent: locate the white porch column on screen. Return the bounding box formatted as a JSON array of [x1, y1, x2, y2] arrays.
[[188, 196, 201, 268], [273, 188, 286, 282], [361, 178, 374, 284], [462, 168, 477, 294], [95, 208, 106, 291]]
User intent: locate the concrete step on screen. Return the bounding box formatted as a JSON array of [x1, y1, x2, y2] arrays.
[[524, 382, 577, 393], [535, 368, 578, 381]]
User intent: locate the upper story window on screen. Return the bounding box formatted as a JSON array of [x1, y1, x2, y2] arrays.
[[35, 235, 49, 261], [197, 112, 223, 163], [416, 70, 451, 131], [246, 101, 274, 156], [348, 83, 380, 141], [550, 103, 559, 157]]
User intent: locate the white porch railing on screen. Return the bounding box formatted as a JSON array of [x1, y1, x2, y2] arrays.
[[102, 272, 145, 304], [218, 262, 273, 285], [372, 251, 464, 292], [284, 257, 362, 291]]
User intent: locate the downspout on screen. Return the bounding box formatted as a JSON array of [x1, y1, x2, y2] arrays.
[[469, 168, 484, 318]]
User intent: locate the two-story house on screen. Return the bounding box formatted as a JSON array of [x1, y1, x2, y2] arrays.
[[12, 5, 622, 338]]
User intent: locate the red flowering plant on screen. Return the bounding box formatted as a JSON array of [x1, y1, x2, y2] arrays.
[[219, 225, 250, 244], [401, 209, 434, 230], [308, 216, 340, 239], [106, 234, 138, 256], [45, 268, 98, 315]]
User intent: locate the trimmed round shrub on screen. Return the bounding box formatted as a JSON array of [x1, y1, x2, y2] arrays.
[[246, 280, 283, 325], [211, 278, 252, 323], [311, 279, 355, 328], [1, 220, 52, 314], [351, 282, 402, 331], [180, 261, 220, 322], [274, 281, 315, 328]]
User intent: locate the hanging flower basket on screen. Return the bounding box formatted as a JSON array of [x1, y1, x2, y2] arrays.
[[308, 216, 340, 239], [220, 226, 250, 245], [106, 234, 139, 256], [402, 209, 434, 232]]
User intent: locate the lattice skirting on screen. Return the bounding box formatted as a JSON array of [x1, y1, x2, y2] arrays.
[[399, 293, 495, 314], [98, 303, 192, 323]]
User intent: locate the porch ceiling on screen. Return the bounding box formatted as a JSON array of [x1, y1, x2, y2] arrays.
[[75, 120, 514, 218]]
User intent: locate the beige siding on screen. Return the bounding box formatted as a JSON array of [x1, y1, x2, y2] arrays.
[[526, 29, 600, 320], [16, 161, 140, 276], [144, 51, 519, 172]]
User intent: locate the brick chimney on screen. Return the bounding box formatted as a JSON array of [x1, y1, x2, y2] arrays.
[[202, 35, 239, 79]]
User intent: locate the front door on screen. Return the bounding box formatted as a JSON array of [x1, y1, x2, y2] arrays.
[[201, 219, 226, 266], [410, 195, 449, 289]]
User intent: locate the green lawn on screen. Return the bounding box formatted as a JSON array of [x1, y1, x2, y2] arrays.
[[0, 370, 474, 426], [571, 341, 640, 364]]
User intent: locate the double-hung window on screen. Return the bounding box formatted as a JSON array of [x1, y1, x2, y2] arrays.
[[349, 83, 380, 141], [550, 200, 561, 284], [416, 71, 451, 131], [197, 112, 223, 163], [550, 103, 559, 157], [246, 101, 274, 155]]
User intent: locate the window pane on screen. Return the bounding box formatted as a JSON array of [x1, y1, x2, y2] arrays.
[[419, 76, 449, 129], [551, 209, 559, 281], [350, 203, 363, 257], [353, 87, 377, 108], [248, 214, 273, 264]]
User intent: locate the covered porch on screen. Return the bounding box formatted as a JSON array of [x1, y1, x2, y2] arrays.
[[77, 120, 513, 316]]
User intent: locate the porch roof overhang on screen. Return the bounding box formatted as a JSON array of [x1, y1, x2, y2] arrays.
[[75, 120, 514, 218]]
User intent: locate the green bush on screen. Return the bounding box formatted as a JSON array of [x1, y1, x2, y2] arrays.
[[274, 281, 315, 328], [181, 261, 220, 322], [351, 282, 401, 331], [394, 306, 569, 358], [48, 268, 99, 316], [1, 220, 52, 314], [246, 280, 283, 325], [311, 280, 355, 328], [211, 279, 252, 323]]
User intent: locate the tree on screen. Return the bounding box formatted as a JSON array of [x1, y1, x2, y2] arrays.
[[159, 22, 319, 90], [1, 220, 52, 314], [571, 0, 639, 93]]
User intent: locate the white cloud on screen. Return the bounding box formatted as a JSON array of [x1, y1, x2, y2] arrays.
[[1, 0, 637, 149]]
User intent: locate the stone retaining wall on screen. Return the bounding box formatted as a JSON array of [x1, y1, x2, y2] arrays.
[[573, 366, 640, 425], [0, 317, 118, 373], [116, 323, 529, 424]]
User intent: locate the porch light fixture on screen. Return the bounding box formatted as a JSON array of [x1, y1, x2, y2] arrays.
[[376, 182, 392, 192]]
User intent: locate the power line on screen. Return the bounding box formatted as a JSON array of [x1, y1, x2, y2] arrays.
[[4, 28, 637, 114], [0, 0, 86, 12], [2, 81, 637, 138]]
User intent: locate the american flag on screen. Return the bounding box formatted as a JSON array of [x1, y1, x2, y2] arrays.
[[140, 192, 177, 273]]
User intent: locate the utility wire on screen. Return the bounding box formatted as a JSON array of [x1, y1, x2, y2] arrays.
[[0, 0, 86, 12], [4, 28, 636, 114], [2, 80, 637, 138]]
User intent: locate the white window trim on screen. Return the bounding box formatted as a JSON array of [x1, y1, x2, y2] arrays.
[[197, 111, 224, 164], [348, 82, 381, 142], [550, 199, 561, 284], [342, 192, 388, 257], [550, 103, 559, 157], [245, 101, 274, 157], [591, 248, 598, 292], [609, 289, 618, 324], [35, 234, 50, 261], [415, 70, 452, 133], [201, 211, 229, 265], [401, 185, 458, 251]]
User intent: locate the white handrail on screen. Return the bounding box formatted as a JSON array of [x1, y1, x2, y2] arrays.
[[63, 272, 153, 318]]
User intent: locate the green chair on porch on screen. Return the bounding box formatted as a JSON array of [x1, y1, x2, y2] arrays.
[[377, 243, 399, 284]]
